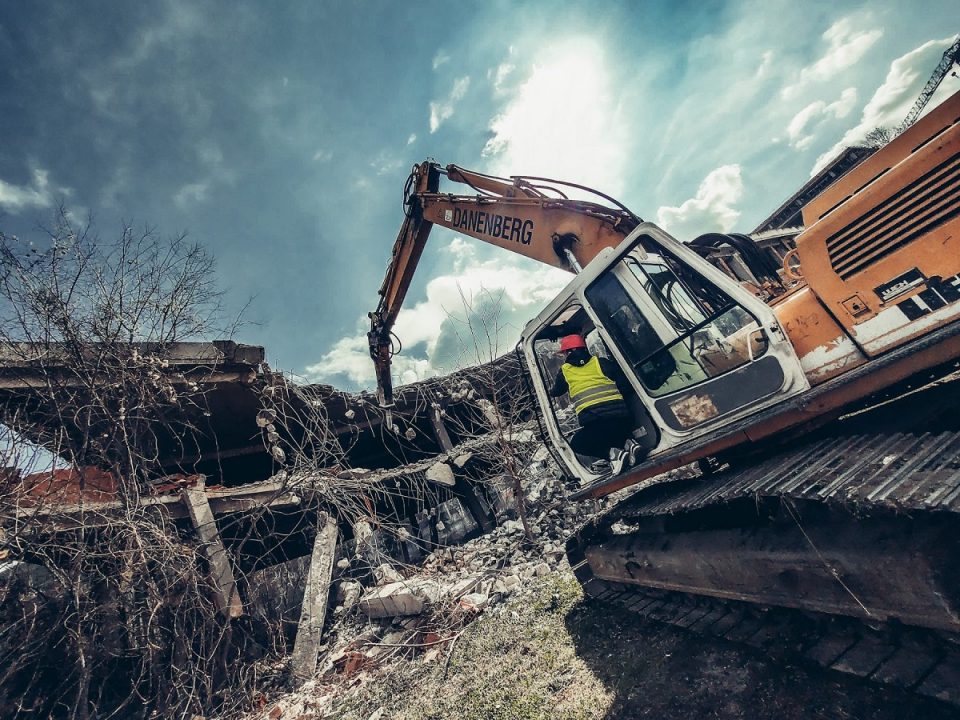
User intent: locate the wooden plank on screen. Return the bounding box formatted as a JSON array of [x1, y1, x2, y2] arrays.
[[291, 512, 339, 680], [181, 477, 243, 618]]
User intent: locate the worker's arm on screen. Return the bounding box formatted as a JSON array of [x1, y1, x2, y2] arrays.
[[550, 368, 569, 398]]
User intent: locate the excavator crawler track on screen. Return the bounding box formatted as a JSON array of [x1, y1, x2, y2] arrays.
[[571, 578, 960, 704], [567, 379, 960, 704]]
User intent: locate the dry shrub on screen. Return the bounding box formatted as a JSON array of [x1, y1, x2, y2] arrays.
[[0, 211, 251, 718]]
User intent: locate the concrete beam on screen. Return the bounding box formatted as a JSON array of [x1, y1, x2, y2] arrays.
[[181, 477, 243, 618], [290, 513, 339, 680]]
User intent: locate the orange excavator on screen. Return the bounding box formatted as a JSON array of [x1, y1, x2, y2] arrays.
[[370, 91, 960, 696]]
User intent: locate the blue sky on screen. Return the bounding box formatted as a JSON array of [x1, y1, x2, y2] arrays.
[[1, 0, 957, 391]]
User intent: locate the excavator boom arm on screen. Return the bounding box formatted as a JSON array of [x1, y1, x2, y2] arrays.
[[369, 161, 639, 407]]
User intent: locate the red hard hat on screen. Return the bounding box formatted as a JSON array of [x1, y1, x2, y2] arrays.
[[559, 334, 587, 352]]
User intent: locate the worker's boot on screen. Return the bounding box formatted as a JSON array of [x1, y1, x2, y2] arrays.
[[609, 446, 629, 475], [624, 438, 645, 467]]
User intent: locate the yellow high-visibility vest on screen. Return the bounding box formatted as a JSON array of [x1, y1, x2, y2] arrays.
[[561, 356, 624, 415]]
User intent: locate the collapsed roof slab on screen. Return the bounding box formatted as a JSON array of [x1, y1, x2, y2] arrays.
[[0, 340, 275, 485], [0, 340, 529, 489]]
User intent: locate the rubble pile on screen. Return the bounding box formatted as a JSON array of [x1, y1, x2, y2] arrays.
[[249, 441, 610, 718]]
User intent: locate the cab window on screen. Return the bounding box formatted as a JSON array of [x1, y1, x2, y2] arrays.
[[585, 253, 768, 398]]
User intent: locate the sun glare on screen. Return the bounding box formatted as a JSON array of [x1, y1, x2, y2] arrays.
[[484, 38, 629, 199]]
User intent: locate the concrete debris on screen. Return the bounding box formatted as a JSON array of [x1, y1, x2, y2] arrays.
[[352, 521, 373, 555], [528, 562, 551, 579], [358, 579, 443, 618], [508, 429, 537, 443], [290, 514, 338, 680], [373, 563, 403, 585], [256, 408, 277, 427], [358, 582, 426, 618], [452, 452, 473, 468], [424, 461, 455, 487], [336, 580, 362, 611], [500, 519, 524, 534], [444, 576, 481, 599], [490, 574, 521, 596], [477, 399, 506, 430], [435, 498, 478, 544], [246, 436, 611, 718], [486, 475, 517, 519], [458, 592, 488, 611]]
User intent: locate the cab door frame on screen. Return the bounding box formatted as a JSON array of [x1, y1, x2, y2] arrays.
[[521, 223, 810, 481]]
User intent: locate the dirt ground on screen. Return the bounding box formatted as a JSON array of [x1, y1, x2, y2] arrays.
[[563, 593, 957, 720], [309, 573, 960, 720]]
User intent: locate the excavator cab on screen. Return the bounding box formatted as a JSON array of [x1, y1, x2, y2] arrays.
[[522, 222, 810, 481]]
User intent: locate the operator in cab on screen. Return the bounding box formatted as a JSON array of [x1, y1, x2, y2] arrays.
[[549, 334, 642, 474]]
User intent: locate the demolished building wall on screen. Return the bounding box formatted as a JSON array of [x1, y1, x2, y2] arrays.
[[0, 338, 548, 716]]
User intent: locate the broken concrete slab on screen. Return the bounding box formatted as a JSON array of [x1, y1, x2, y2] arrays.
[[459, 592, 489, 611], [442, 576, 482, 601], [357, 576, 448, 619], [358, 587, 421, 619], [452, 452, 473, 468], [425, 461, 455, 487], [373, 563, 403, 585], [359, 582, 425, 618]]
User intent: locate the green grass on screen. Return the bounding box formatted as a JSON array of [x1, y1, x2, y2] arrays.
[[325, 571, 960, 720], [333, 574, 612, 720]]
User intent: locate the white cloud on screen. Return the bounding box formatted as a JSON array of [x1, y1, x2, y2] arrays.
[[406, 133, 417, 145], [429, 76, 471, 133], [114, 0, 206, 71], [313, 148, 333, 162], [490, 61, 515, 95], [786, 87, 858, 150], [172, 140, 234, 207], [782, 18, 883, 99], [480, 37, 629, 198], [304, 238, 569, 387], [0, 167, 56, 213], [371, 150, 403, 176], [173, 182, 209, 207], [656, 165, 744, 240], [432, 51, 450, 70], [811, 36, 959, 173], [754, 50, 775, 80]]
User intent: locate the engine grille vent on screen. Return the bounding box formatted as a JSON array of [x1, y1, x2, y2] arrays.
[[827, 150, 960, 280]]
